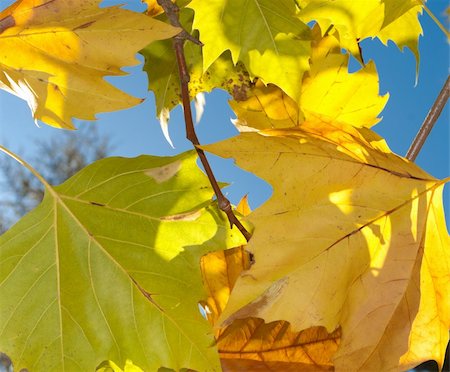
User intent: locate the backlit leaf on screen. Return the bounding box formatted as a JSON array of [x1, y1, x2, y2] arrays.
[[0, 0, 179, 129], [200, 246, 341, 369], [141, 0, 174, 17], [141, 8, 252, 117], [218, 319, 339, 370], [230, 29, 388, 131], [97, 359, 143, 372], [188, 0, 311, 101], [0, 151, 246, 371], [204, 124, 449, 371], [200, 246, 251, 326], [297, 0, 423, 63]]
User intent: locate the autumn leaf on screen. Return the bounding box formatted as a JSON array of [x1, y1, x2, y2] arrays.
[[141, 7, 252, 117], [219, 319, 340, 371], [0, 151, 246, 371], [97, 359, 143, 372], [230, 27, 388, 131], [203, 125, 449, 371], [201, 246, 251, 326], [0, 0, 179, 129], [141, 0, 173, 17], [200, 242, 341, 370], [188, 0, 311, 101], [296, 0, 423, 63]]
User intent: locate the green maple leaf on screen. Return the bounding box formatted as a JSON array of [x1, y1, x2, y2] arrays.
[[188, 0, 311, 101], [141, 8, 252, 116], [0, 151, 246, 372]]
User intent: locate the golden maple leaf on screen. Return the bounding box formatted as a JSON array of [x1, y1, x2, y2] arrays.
[[230, 27, 388, 132], [141, 0, 175, 17], [297, 0, 423, 64], [201, 245, 342, 370], [0, 0, 179, 129], [203, 123, 449, 371]]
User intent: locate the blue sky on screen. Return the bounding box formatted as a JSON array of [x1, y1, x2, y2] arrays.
[[0, 0, 448, 227]]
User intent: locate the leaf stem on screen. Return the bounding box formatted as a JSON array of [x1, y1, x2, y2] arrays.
[[406, 75, 450, 161], [0, 145, 50, 189], [156, 0, 252, 242]]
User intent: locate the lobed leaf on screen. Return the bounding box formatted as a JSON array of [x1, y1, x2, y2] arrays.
[[0, 0, 179, 129], [297, 0, 423, 64], [230, 27, 389, 132], [141, 7, 252, 117], [201, 245, 341, 370], [188, 0, 311, 101], [203, 123, 449, 371], [0, 151, 246, 371]]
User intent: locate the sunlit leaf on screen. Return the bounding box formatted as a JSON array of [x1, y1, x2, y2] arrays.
[[297, 0, 423, 63], [188, 0, 311, 101], [230, 28, 388, 131], [141, 0, 174, 17], [201, 243, 340, 370], [97, 359, 143, 372], [141, 7, 252, 117], [200, 246, 251, 326], [204, 124, 449, 370], [0, 151, 246, 371], [0, 0, 179, 129]]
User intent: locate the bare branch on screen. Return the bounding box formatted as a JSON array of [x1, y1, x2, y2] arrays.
[[406, 75, 450, 161], [156, 0, 252, 242]]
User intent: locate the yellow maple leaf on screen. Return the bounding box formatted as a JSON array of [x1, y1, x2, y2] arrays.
[[200, 246, 251, 325], [203, 124, 449, 371], [231, 28, 388, 131], [201, 244, 341, 369], [141, 0, 177, 17], [201, 197, 338, 369], [297, 0, 423, 63], [0, 0, 179, 129]]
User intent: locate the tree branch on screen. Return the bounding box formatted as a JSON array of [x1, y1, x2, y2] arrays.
[[156, 0, 252, 242], [406, 75, 450, 161]]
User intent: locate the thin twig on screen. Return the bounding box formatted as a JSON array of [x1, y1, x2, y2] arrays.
[[156, 0, 252, 242], [406, 75, 450, 161], [419, 1, 450, 40]]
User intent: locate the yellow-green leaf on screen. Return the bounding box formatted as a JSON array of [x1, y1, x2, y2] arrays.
[[0, 0, 179, 129], [230, 29, 388, 131], [188, 0, 311, 101], [0, 151, 246, 371], [203, 124, 449, 371], [97, 359, 143, 372], [140, 8, 251, 116], [141, 8, 252, 116], [297, 0, 423, 63]]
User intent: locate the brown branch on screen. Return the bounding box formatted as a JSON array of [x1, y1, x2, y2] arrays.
[[406, 75, 450, 161], [156, 0, 252, 242]]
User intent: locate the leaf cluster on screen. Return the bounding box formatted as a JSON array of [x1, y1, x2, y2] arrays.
[[0, 0, 448, 371]]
